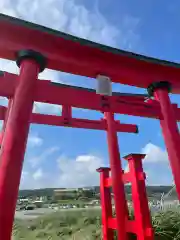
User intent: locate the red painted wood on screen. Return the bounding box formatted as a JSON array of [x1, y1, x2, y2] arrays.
[[0, 14, 180, 92], [104, 112, 127, 240], [0, 59, 40, 239], [1, 72, 180, 120], [97, 168, 114, 240], [154, 88, 180, 199], [0, 107, 138, 132]]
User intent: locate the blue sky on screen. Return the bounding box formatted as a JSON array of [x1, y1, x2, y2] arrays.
[[0, 0, 179, 189]]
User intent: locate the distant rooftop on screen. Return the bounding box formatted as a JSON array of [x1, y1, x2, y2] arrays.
[[54, 188, 78, 192]]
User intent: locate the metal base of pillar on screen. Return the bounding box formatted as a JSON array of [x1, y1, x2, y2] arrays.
[[147, 81, 171, 97], [16, 49, 46, 72]]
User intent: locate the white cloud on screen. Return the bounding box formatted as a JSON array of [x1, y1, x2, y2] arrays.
[[0, 0, 140, 116], [0, 121, 3, 131], [142, 143, 173, 185], [0, 97, 8, 107], [124, 143, 173, 185], [1, 0, 141, 189], [33, 102, 62, 115], [20, 168, 45, 189], [33, 168, 43, 181], [57, 155, 104, 188], [0, 0, 121, 46], [0, 59, 18, 74], [56, 154, 104, 188], [124, 143, 168, 172], [21, 171, 29, 181], [142, 143, 168, 163], [38, 69, 61, 82], [124, 164, 129, 173], [0, 0, 140, 66], [21, 153, 104, 189], [29, 146, 59, 168], [0, 0, 122, 76], [21, 146, 60, 189], [20, 143, 173, 189], [28, 134, 43, 147], [145, 167, 173, 186]]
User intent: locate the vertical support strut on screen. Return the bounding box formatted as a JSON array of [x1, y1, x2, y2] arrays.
[[97, 153, 154, 240], [97, 167, 114, 240], [0, 99, 12, 146], [0, 50, 46, 240], [124, 154, 154, 240], [104, 112, 127, 240], [62, 105, 72, 124], [148, 81, 180, 199]]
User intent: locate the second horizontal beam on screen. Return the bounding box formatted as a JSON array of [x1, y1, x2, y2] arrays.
[[0, 106, 138, 133]]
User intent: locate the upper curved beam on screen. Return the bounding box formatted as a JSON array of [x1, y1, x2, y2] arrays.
[[0, 14, 180, 93]]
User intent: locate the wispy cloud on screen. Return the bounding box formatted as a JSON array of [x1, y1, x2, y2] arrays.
[[21, 142, 173, 189], [0, 0, 141, 115], [32, 168, 43, 181], [33, 102, 62, 115], [0, 0, 143, 190], [1, 0, 119, 46], [28, 134, 43, 147], [124, 143, 173, 186], [29, 146, 59, 168], [142, 143, 168, 163], [21, 153, 104, 189], [57, 154, 104, 188]]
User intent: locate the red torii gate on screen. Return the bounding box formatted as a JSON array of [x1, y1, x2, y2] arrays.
[[0, 14, 180, 240], [0, 73, 179, 240]]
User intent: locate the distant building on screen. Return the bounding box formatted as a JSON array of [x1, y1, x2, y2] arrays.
[[54, 188, 78, 200], [18, 199, 29, 204], [81, 187, 95, 191], [33, 200, 43, 208], [36, 196, 48, 202]]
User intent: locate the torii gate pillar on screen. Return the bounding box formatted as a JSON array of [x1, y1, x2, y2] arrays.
[[0, 50, 46, 240], [148, 81, 180, 199]]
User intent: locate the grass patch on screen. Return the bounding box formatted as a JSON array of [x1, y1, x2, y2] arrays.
[[13, 209, 180, 239], [13, 209, 101, 240]]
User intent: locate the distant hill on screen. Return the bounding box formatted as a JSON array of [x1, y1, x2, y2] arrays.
[[18, 185, 176, 199], [18, 188, 64, 198]]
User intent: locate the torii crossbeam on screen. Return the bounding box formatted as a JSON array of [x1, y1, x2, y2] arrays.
[[0, 13, 179, 240]]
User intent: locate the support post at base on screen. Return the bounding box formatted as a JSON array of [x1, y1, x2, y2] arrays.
[[0, 50, 46, 240], [97, 167, 114, 240], [124, 154, 154, 240], [148, 81, 180, 199], [104, 112, 127, 240]]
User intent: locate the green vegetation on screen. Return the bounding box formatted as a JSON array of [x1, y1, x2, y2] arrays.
[[19, 185, 177, 200], [13, 209, 102, 240], [13, 208, 180, 239], [152, 210, 180, 239]]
